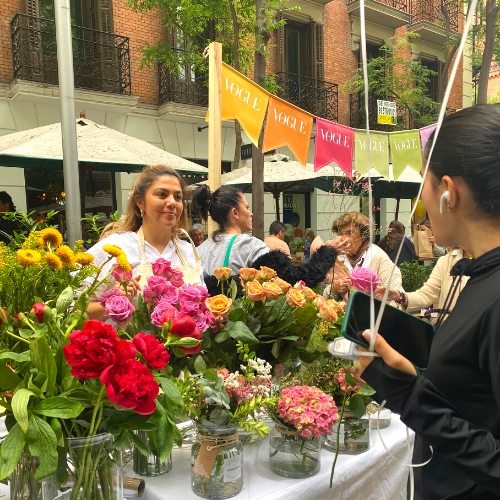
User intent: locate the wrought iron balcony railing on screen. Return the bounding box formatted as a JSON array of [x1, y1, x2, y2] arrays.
[[348, 0, 411, 14], [10, 13, 131, 95], [274, 72, 339, 122], [410, 0, 459, 32]]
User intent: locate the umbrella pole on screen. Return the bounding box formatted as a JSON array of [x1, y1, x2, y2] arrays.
[[395, 196, 401, 220], [273, 192, 280, 222], [54, 0, 82, 246]]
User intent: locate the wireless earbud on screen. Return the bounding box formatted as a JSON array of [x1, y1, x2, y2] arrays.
[[440, 191, 450, 214]]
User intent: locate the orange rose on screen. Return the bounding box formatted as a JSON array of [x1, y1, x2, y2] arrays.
[[327, 299, 344, 316], [246, 280, 266, 301], [301, 286, 318, 303], [205, 295, 232, 319], [286, 288, 306, 308], [214, 267, 232, 281], [315, 296, 326, 309], [273, 277, 291, 293], [262, 281, 283, 300], [258, 266, 277, 281], [318, 300, 339, 323], [240, 268, 259, 282]]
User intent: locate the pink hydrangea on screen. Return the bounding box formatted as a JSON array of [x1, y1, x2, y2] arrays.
[[277, 386, 338, 438], [335, 368, 362, 393]]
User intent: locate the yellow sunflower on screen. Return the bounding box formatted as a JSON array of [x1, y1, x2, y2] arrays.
[[44, 252, 63, 271], [17, 249, 42, 267], [75, 252, 95, 266], [38, 228, 63, 249], [103, 245, 124, 258], [56, 245, 76, 267], [116, 253, 132, 272]]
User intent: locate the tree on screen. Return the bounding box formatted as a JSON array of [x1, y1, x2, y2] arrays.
[[343, 35, 441, 129]]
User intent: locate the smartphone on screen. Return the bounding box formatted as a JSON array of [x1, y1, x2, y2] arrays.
[[341, 291, 434, 370]]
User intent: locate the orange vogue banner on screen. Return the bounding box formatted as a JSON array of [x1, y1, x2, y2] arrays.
[[207, 62, 270, 147], [262, 96, 314, 167]]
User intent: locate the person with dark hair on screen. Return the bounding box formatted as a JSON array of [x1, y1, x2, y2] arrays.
[[357, 104, 500, 499], [378, 220, 417, 265], [0, 191, 20, 245], [264, 221, 290, 256], [86, 165, 204, 320], [192, 184, 337, 297]]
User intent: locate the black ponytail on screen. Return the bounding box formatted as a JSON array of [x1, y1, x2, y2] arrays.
[[192, 184, 243, 242]]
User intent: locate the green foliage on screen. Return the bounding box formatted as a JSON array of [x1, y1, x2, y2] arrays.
[[289, 237, 305, 253], [399, 260, 435, 292]]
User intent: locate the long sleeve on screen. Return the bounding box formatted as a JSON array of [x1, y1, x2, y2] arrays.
[[404, 256, 447, 311], [363, 359, 500, 493], [372, 249, 403, 292]]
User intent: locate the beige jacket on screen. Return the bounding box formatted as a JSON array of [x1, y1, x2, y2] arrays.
[[405, 249, 469, 313]]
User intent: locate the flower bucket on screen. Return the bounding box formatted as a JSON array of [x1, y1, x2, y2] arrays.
[[9, 447, 42, 500], [133, 430, 172, 477]]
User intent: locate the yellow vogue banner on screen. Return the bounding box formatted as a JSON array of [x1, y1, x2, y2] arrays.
[[262, 96, 314, 167], [354, 130, 389, 179], [207, 62, 270, 147]]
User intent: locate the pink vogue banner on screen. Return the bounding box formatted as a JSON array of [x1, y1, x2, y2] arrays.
[[314, 118, 354, 179], [419, 124, 437, 152]]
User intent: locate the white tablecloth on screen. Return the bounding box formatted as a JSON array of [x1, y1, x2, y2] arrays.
[[0, 416, 413, 500], [130, 416, 413, 500]]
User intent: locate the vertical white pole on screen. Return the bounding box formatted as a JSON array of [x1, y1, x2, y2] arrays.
[[54, 0, 81, 246]]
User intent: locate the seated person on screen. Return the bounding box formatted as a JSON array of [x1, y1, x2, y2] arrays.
[[264, 221, 291, 257]]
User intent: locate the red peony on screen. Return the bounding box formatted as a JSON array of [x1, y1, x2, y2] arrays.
[[0, 307, 8, 326], [32, 303, 49, 323], [100, 359, 159, 415], [132, 332, 170, 370], [167, 314, 202, 355], [63, 320, 137, 379]]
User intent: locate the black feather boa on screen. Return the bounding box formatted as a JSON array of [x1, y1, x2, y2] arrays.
[[204, 245, 337, 298]]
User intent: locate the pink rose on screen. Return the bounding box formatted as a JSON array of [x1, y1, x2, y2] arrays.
[[350, 268, 381, 294], [156, 282, 179, 305], [178, 284, 208, 304], [294, 280, 306, 290], [151, 301, 177, 328], [152, 258, 173, 278], [143, 276, 171, 303], [167, 269, 184, 288], [98, 288, 122, 307], [193, 310, 209, 333], [103, 295, 135, 327], [112, 263, 132, 283], [179, 301, 200, 316]]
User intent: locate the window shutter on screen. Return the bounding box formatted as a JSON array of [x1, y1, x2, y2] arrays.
[[312, 22, 324, 81], [25, 0, 39, 16]]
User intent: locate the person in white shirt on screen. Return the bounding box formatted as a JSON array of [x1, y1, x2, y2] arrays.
[[86, 164, 204, 320]]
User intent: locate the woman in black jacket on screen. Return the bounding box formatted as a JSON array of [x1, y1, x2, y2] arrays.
[[378, 220, 418, 265], [358, 104, 500, 499]]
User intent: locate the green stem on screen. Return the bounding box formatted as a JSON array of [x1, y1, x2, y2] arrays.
[[330, 387, 348, 488], [19, 267, 26, 312], [5, 330, 30, 345], [300, 437, 307, 467]]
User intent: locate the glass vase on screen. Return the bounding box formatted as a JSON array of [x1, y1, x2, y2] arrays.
[[323, 413, 370, 455], [369, 407, 392, 430], [191, 425, 243, 500], [269, 425, 321, 479], [44, 433, 122, 500], [9, 448, 42, 500], [133, 430, 172, 477]]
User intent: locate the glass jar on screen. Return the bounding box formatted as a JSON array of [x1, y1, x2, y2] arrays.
[[133, 430, 172, 477], [324, 413, 370, 455], [191, 425, 243, 500], [9, 448, 42, 500], [369, 407, 392, 430], [44, 433, 122, 500], [269, 425, 321, 479]]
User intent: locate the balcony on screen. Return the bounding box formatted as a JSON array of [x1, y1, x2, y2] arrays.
[[408, 0, 459, 45], [347, 0, 411, 30], [274, 72, 339, 122], [10, 13, 131, 95]]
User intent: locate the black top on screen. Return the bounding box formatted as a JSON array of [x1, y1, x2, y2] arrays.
[[363, 246, 500, 499], [378, 235, 418, 265], [0, 217, 22, 245]]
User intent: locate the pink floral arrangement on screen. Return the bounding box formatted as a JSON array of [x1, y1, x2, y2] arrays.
[[335, 368, 362, 393], [350, 267, 381, 294], [277, 386, 338, 438]]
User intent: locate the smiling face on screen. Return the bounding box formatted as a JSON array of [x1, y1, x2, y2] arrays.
[[191, 228, 205, 246], [136, 175, 184, 231]]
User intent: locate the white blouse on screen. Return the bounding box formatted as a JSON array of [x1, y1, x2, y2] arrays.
[[85, 231, 205, 299]]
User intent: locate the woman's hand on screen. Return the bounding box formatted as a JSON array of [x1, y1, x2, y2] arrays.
[[114, 275, 142, 298], [333, 277, 350, 295], [326, 236, 351, 253], [374, 286, 400, 302], [357, 330, 417, 376], [428, 235, 436, 247]]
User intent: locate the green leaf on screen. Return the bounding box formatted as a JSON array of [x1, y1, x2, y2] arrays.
[[12, 389, 34, 433], [169, 336, 201, 348], [214, 329, 229, 343], [0, 351, 31, 362], [50, 418, 64, 447], [293, 303, 319, 325], [227, 321, 258, 344], [228, 279, 238, 301], [0, 423, 26, 480], [204, 368, 219, 381], [56, 286, 74, 314], [0, 362, 22, 391], [30, 336, 57, 396], [348, 394, 367, 420], [358, 383, 376, 396], [77, 289, 89, 315], [339, 359, 352, 369], [33, 397, 83, 419], [345, 371, 358, 388], [247, 317, 262, 335], [194, 355, 206, 375], [128, 430, 149, 457], [149, 415, 174, 461], [228, 308, 246, 323], [158, 378, 183, 408], [271, 339, 281, 359], [26, 414, 58, 480]]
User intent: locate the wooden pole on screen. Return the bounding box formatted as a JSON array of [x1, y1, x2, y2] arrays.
[[207, 42, 222, 237]]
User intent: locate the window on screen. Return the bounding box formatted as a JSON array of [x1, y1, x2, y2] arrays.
[[421, 58, 439, 103]]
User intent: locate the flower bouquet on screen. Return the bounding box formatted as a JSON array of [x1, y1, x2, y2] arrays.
[[265, 385, 338, 479], [349, 267, 381, 294]]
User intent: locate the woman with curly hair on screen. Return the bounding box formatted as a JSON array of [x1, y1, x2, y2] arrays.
[[378, 220, 417, 265]]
